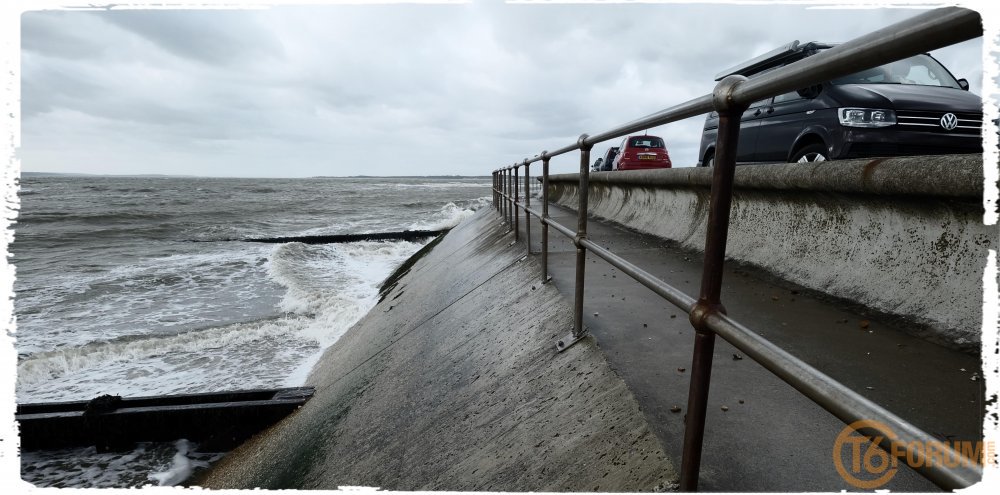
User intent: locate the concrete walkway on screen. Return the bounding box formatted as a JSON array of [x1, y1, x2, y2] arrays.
[[511, 200, 983, 491]]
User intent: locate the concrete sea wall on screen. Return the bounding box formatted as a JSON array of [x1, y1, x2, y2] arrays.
[[199, 209, 675, 490], [547, 155, 993, 351]]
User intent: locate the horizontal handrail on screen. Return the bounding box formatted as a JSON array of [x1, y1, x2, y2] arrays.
[[703, 310, 982, 488], [579, 238, 697, 313], [542, 215, 576, 241]]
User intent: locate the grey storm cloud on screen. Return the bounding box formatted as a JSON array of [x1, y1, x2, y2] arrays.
[[99, 9, 286, 66], [17, 1, 990, 177]]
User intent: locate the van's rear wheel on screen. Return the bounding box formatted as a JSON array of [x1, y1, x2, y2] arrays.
[[791, 143, 828, 163]]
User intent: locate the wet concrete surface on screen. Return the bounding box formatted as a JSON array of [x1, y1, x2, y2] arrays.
[[198, 209, 675, 491], [514, 201, 984, 491]]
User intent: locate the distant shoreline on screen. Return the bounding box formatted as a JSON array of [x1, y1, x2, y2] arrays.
[[311, 175, 491, 179], [21, 172, 491, 179]]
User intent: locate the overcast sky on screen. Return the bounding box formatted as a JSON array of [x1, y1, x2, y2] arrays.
[[15, 1, 991, 178]]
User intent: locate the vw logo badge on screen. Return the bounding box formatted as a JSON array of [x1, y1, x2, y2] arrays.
[[940, 112, 959, 130]]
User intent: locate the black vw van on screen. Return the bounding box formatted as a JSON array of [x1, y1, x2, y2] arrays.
[[698, 41, 983, 165]]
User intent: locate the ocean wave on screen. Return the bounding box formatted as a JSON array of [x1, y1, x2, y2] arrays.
[[113, 188, 157, 193], [352, 182, 491, 190], [18, 211, 177, 225], [16, 314, 318, 401], [263, 239, 426, 384], [391, 182, 492, 189], [13, 244, 278, 354], [181, 223, 257, 241], [267, 240, 423, 317], [408, 197, 491, 231], [21, 439, 223, 488]]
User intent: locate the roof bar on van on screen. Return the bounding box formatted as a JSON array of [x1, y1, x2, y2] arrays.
[[714, 40, 836, 81], [714, 40, 800, 81]]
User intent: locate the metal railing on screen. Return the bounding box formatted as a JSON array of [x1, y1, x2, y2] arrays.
[[490, 7, 982, 491]]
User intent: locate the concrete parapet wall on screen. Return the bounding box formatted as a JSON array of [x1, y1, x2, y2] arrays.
[[199, 209, 675, 490], [547, 155, 993, 351]]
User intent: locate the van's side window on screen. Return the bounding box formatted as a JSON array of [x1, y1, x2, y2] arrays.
[[773, 91, 805, 104]]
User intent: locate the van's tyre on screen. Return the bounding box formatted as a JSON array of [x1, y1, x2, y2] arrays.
[[791, 143, 829, 163], [701, 150, 714, 167]]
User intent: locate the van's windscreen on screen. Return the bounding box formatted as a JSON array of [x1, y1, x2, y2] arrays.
[[831, 54, 961, 89], [629, 137, 665, 148]]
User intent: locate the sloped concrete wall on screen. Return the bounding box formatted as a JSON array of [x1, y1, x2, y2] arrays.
[[198, 209, 675, 491], [547, 155, 993, 351]]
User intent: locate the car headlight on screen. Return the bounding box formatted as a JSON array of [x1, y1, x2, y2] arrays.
[[838, 108, 896, 128]]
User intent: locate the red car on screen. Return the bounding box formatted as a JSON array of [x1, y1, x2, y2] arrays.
[[611, 135, 672, 170]]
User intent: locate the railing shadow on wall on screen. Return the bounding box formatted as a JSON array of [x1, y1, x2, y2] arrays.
[[490, 7, 983, 492]]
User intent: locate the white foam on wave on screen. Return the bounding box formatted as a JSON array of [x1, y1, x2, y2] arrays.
[[390, 181, 492, 189], [147, 439, 214, 486], [349, 181, 491, 190], [16, 238, 427, 402], [274, 196, 490, 239], [21, 439, 222, 488], [408, 197, 491, 231], [15, 243, 279, 354], [266, 240, 426, 385], [16, 313, 318, 401]]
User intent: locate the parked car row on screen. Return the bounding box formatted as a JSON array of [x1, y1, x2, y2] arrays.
[[592, 135, 673, 171], [591, 146, 618, 171], [589, 40, 980, 171]]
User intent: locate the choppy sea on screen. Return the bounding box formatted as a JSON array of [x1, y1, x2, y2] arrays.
[[10, 175, 491, 488]]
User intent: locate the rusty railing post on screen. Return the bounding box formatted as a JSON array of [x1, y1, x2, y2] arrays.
[[524, 160, 531, 256], [500, 169, 506, 222], [680, 75, 748, 492], [556, 135, 592, 352], [504, 167, 511, 227], [506, 167, 511, 224], [514, 164, 520, 242], [492, 171, 497, 211], [541, 154, 551, 284], [508, 167, 514, 228]]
